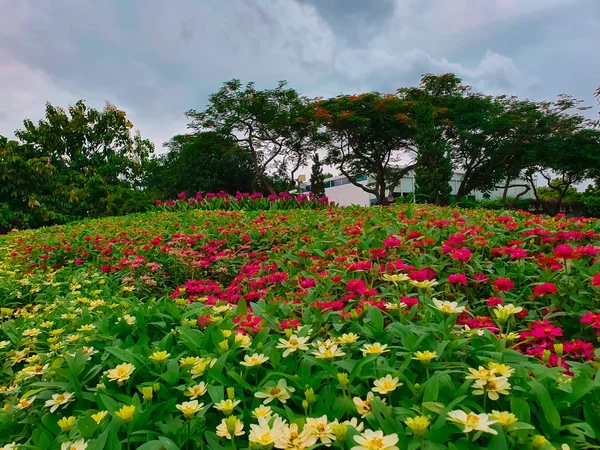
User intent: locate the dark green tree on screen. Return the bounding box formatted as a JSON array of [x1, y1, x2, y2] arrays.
[[413, 100, 453, 205], [143, 132, 255, 198], [309, 153, 326, 198], [317, 92, 415, 205]]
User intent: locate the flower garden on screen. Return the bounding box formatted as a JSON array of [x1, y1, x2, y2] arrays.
[[0, 198, 599, 450]]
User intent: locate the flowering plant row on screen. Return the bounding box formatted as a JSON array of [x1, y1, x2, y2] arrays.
[[154, 191, 331, 212], [0, 205, 599, 449]]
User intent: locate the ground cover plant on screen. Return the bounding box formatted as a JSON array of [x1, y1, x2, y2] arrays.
[[0, 198, 599, 450]]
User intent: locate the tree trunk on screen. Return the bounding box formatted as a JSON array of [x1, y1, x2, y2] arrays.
[[501, 177, 511, 206]]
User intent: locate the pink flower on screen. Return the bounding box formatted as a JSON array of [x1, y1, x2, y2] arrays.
[[408, 268, 436, 282], [530, 320, 563, 339], [487, 296, 503, 307], [447, 274, 467, 285], [493, 278, 514, 292], [532, 282, 558, 296], [554, 244, 574, 259], [591, 273, 600, 288], [401, 296, 419, 307], [450, 248, 471, 262]]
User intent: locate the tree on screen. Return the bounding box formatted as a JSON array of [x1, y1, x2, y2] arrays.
[[413, 99, 453, 205], [5, 100, 153, 225], [309, 153, 326, 198], [143, 132, 255, 198], [185, 80, 317, 194], [317, 92, 415, 206]]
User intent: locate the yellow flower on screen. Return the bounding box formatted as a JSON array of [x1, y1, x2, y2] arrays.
[[255, 379, 295, 405], [115, 405, 136, 423], [361, 343, 389, 357], [91, 410, 108, 424], [213, 399, 241, 415], [149, 351, 171, 363], [465, 366, 496, 381], [432, 299, 465, 314], [352, 429, 399, 450], [276, 335, 310, 357], [58, 416, 77, 432], [22, 328, 42, 338], [235, 333, 252, 349], [249, 416, 285, 446], [60, 439, 87, 450], [222, 330, 233, 338], [45, 392, 74, 413], [184, 382, 208, 400], [218, 340, 229, 351], [381, 273, 410, 284], [180, 356, 203, 367], [252, 405, 273, 419], [405, 415, 430, 437], [411, 279, 439, 290], [216, 416, 245, 440], [141, 386, 153, 401], [0, 340, 11, 350], [343, 417, 365, 432], [78, 324, 96, 332], [447, 410, 497, 435], [353, 392, 384, 418], [16, 396, 35, 410], [274, 422, 317, 450], [532, 435, 550, 449], [176, 400, 204, 419], [372, 375, 402, 395], [123, 315, 136, 325], [106, 362, 136, 383], [494, 304, 523, 322], [306, 415, 335, 446], [241, 353, 269, 367], [337, 333, 360, 344], [489, 411, 518, 428], [190, 360, 209, 379], [487, 362, 514, 378], [412, 350, 437, 364], [312, 344, 345, 360]]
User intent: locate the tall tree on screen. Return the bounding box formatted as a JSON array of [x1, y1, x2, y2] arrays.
[[309, 153, 326, 198], [185, 80, 317, 194], [413, 99, 453, 205], [317, 92, 415, 206]]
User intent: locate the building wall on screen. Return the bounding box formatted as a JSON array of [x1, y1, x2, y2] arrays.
[[304, 171, 535, 206]]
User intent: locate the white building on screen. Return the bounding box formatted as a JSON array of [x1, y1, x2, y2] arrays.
[[303, 170, 535, 207]]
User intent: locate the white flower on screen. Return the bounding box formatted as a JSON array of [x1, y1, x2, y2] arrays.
[[61, 439, 88, 450], [352, 429, 399, 450], [45, 392, 74, 413]]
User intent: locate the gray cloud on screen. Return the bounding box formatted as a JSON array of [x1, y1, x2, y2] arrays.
[[0, 0, 597, 151]]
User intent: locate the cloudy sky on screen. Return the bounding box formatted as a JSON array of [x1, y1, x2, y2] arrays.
[[1, 0, 599, 155]]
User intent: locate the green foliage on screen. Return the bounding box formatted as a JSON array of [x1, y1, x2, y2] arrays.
[[1, 101, 153, 229], [309, 153, 326, 198], [414, 99, 453, 205]]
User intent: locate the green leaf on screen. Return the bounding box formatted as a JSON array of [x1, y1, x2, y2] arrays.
[[78, 416, 99, 439], [137, 437, 180, 450], [529, 380, 561, 432]]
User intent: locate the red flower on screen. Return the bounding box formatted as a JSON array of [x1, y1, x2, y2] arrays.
[[591, 273, 600, 288], [532, 282, 558, 296], [409, 268, 436, 282], [530, 320, 563, 339], [493, 278, 514, 292]]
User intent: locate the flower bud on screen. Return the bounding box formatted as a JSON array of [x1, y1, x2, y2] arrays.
[[153, 383, 160, 392], [542, 350, 551, 363], [331, 423, 348, 442], [219, 340, 229, 351], [337, 372, 349, 388], [554, 343, 564, 357], [302, 400, 309, 412], [227, 387, 235, 400], [305, 388, 316, 404], [142, 386, 153, 401], [284, 328, 293, 338]]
